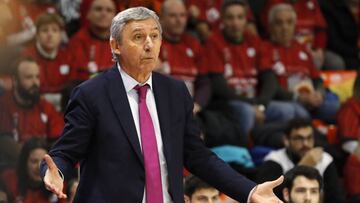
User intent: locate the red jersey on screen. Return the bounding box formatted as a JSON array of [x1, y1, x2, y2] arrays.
[[160, 34, 205, 96], [201, 31, 271, 97], [344, 154, 360, 196], [260, 0, 327, 49], [23, 45, 73, 93], [1, 169, 65, 203], [337, 97, 360, 140], [68, 28, 113, 81], [260, 40, 321, 90], [0, 92, 64, 143], [187, 0, 255, 31]]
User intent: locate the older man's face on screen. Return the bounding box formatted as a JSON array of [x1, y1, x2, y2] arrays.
[[160, 1, 187, 37], [270, 10, 296, 46], [116, 18, 162, 75]]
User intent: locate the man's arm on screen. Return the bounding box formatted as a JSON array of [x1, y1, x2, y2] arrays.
[[181, 82, 283, 203], [40, 86, 96, 196]]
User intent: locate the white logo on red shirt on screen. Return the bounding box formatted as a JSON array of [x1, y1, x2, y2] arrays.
[[186, 48, 194, 58], [247, 47, 256, 58], [59, 64, 70, 75], [299, 51, 309, 61]]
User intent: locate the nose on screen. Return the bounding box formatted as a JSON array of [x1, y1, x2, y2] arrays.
[[144, 35, 154, 52], [304, 190, 311, 201]]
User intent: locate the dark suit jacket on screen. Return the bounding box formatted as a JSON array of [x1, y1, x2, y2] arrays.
[[40, 65, 256, 203]]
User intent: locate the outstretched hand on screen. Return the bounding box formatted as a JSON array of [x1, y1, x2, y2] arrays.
[[250, 176, 284, 203], [43, 154, 67, 199]]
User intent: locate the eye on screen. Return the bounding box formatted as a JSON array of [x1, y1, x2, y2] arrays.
[[151, 33, 159, 40], [134, 34, 143, 41]]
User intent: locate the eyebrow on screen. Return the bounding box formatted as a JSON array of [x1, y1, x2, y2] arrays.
[[131, 27, 159, 33]]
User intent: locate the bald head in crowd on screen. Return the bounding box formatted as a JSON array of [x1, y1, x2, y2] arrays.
[[160, 0, 187, 41]]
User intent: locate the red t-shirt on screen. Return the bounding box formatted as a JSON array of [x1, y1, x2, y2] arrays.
[[337, 97, 360, 141], [1, 169, 66, 203], [260, 0, 327, 49], [23, 45, 73, 93], [68, 28, 113, 81], [201, 31, 271, 97], [259, 40, 320, 90], [160, 34, 206, 95], [0, 92, 64, 143], [344, 154, 360, 196]]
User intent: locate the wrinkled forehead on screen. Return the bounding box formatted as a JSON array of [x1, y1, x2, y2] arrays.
[[124, 19, 161, 33]]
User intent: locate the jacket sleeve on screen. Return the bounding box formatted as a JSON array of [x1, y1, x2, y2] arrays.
[[40, 86, 96, 180], [182, 82, 256, 203]]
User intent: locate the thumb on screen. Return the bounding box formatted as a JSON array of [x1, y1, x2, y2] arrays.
[[44, 154, 58, 171], [267, 175, 284, 188]]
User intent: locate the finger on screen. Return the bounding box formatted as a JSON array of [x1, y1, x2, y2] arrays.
[[44, 154, 58, 171], [267, 175, 284, 188]]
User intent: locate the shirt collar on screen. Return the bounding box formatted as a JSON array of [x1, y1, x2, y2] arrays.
[[117, 63, 153, 93]]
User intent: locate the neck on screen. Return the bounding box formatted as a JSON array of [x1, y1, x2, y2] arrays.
[[120, 63, 151, 84], [89, 26, 110, 40], [36, 42, 58, 59], [13, 89, 32, 108], [163, 31, 181, 43]]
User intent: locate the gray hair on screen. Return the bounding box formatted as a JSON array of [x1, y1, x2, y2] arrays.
[[268, 3, 297, 25], [110, 7, 162, 61]]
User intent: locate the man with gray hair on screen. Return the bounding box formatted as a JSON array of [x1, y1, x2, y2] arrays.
[[40, 7, 284, 203]]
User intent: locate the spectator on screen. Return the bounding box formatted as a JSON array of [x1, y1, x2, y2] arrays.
[[282, 166, 322, 203], [0, 57, 64, 144], [256, 118, 345, 203], [69, 0, 116, 81], [186, 0, 257, 42], [23, 12, 73, 97], [202, 0, 306, 136], [184, 175, 220, 203], [260, 0, 327, 69], [261, 4, 339, 123], [318, 0, 360, 70], [337, 71, 360, 154], [159, 0, 210, 113], [1, 138, 63, 203]]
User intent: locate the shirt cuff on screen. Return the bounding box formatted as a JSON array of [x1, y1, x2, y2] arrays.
[[247, 185, 257, 203], [58, 169, 65, 180]]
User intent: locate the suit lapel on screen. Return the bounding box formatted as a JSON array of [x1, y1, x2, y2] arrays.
[[152, 73, 172, 164], [106, 66, 144, 165]]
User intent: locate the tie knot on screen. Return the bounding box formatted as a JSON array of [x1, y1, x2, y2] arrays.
[[134, 84, 149, 100]]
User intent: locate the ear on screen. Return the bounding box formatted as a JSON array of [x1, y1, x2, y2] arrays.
[[283, 188, 290, 202], [283, 136, 289, 147], [184, 195, 190, 203], [110, 38, 121, 55]]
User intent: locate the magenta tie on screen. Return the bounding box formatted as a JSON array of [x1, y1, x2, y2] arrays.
[[135, 85, 163, 203]]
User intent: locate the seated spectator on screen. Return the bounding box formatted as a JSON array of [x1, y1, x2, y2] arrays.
[[159, 0, 210, 113], [0, 57, 64, 144], [202, 0, 307, 136], [260, 0, 327, 69], [344, 138, 360, 202], [184, 174, 220, 203], [337, 72, 360, 154], [1, 138, 64, 203], [318, 0, 360, 70], [23, 12, 73, 95], [69, 0, 116, 80], [256, 118, 345, 203], [282, 166, 322, 203], [186, 0, 257, 42], [261, 4, 339, 123]]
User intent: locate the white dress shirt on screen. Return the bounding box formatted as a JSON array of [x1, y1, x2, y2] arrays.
[[117, 64, 173, 203]]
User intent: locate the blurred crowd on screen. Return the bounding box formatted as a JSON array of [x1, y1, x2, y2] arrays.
[[0, 0, 359, 202]]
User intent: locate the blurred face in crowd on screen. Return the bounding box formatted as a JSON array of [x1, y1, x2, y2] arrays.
[[0, 190, 7, 203], [270, 9, 296, 46], [110, 18, 161, 80], [283, 176, 321, 203], [185, 188, 220, 203], [285, 126, 314, 158], [14, 61, 40, 105], [27, 148, 47, 182], [37, 23, 62, 52], [160, 0, 187, 39], [87, 0, 116, 30], [222, 4, 247, 41]]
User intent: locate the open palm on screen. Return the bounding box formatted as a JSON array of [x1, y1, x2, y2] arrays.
[[43, 154, 67, 199]]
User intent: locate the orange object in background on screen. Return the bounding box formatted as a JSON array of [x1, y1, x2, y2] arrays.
[[312, 119, 339, 145]]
